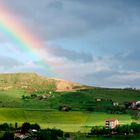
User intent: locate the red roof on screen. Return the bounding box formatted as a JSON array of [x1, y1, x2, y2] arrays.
[[106, 119, 118, 122]]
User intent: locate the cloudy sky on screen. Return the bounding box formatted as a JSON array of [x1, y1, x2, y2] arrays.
[[0, 0, 140, 88]]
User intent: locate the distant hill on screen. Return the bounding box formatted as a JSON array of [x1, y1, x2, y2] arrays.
[[0, 72, 86, 92]]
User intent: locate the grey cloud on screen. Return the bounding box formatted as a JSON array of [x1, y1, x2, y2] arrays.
[[113, 50, 140, 72], [0, 56, 22, 69], [81, 70, 140, 88], [1, 0, 140, 88], [3, 0, 140, 41], [47, 45, 93, 62]]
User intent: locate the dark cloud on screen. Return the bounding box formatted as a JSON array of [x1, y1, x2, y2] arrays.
[[3, 0, 140, 41]]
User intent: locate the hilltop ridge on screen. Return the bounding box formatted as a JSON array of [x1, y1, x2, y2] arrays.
[[0, 72, 84, 92]]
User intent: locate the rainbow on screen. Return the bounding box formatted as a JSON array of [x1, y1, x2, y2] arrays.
[[0, 5, 54, 75]]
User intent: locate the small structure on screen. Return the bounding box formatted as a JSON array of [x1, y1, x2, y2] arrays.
[[96, 98, 101, 102], [105, 119, 119, 129], [59, 105, 71, 111], [14, 132, 28, 140], [130, 101, 140, 110], [113, 102, 119, 106]]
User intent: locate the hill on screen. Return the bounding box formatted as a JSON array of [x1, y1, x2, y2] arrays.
[[0, 72, 83, 92], [0, 72, 139, 110], [0, 72, 140, 132]]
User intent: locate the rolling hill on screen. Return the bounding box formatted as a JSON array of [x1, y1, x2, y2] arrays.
[[0, 72, 140, 132], [0, 72, 84, 92]]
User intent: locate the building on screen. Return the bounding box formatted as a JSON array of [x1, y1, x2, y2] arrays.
[[105, 119, 119, 129], [96, 98, 101, 102], [130, 101, 140, 110], [113, 102, 119, 106], [14, 132, 28, 140]]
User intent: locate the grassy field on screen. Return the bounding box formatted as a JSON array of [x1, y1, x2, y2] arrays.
[[0, 73, 140, 133], [73, 136, 140, 140], [0, 72, 140, 110], [60, 88, 140, 105], [0, 88, 139, 133], [0, 89, 52, 108], [0, 108, 137, 132]]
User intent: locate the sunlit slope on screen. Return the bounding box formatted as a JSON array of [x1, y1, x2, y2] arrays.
[[0, 108, 136, 132], [0, 72, 82, 92], [0, 73, 140, 109]]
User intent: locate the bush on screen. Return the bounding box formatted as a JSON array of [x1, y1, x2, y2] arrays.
[[90, 122, 140, 136], [0, 123, 10, 131], [2, 132, 14, 140], [21, 122, 31, 133], [30, 123, 40, 130], [107, 106, 126, 114], [131, 122, 140, 134], [37, 129, 63, 140], [58, 105, 71, 111]]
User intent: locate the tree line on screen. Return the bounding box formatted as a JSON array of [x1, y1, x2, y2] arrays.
[[89, 122, 140, 136]]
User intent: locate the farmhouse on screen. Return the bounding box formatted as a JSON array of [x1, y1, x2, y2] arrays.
[[113, 102, 119, 106], [131, 101, 140, 110], [96, 98, 101, 102], [14, 132, 28, 140], [105, 119, 119, 129]]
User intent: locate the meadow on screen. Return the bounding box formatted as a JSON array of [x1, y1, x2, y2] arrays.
[[0, 108, 137, 132], [0, 73, 140, 133]]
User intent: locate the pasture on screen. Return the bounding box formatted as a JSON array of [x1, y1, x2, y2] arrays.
[[0, 108, 137, 132], [0, 76, 140, 133]]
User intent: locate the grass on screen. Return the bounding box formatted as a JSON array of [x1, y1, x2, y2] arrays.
[[0, 75, 140, 110], [59, 88, 140, 105], [73, 136, 140, 140], [0, 88, 139, 133], [0, 89, 52, 109], [0, 108, 137, 132], [0, 73, 140, 133], [87, 88, 140, 103]]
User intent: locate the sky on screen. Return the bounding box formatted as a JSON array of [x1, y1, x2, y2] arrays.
[[0, 0, 140, 88]]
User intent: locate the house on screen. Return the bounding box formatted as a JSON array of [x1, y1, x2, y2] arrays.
[[130, 101, 140, 110], [14, 132, 28, 140], [96, 98, 101, 102], [14, 129, 37, 140], [113, 102, 119, 106], [105, 119, 119, 129], [59, 105, 71, 111]]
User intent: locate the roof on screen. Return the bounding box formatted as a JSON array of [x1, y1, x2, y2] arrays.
[[106, 119, 118, 122]]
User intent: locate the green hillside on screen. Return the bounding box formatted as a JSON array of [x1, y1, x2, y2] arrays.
[[0, 72, 82, 92], [0, 72, 140, 110], [0, 73, 56, 92], [0, 73, 140, 132]]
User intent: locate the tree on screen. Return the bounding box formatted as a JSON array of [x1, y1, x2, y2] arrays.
[[2, 132, 14, 140], [0, 123, 10, 131], [37, 129, 57, 140], [15, 122, 18, 129], [30, 123, 40, 130], [21, 122, 31, 133], [131, 122, 140, 134]]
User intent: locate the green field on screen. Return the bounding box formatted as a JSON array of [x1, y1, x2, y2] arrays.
[[74, 136, 140, 140], [0, 73, 140, 133], [0, 108, 137, 132], [0, 88, 139, 132], [1, 87, 140, 109]]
